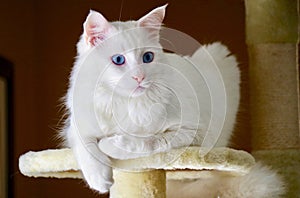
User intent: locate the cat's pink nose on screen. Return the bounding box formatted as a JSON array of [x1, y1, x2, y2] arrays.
[[132, 75, 145, 83]]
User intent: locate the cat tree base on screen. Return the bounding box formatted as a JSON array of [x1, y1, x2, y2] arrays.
[[19, 147, 255, 198]]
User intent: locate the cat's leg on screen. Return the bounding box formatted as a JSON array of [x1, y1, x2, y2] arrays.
[[99, 126, 201, 160], [69, 128, 113, 193]]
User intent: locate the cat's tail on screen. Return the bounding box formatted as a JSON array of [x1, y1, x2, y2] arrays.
[[166, 163, 285, 198], [190, 42, 241, 146], [218, 162, 285, 198]]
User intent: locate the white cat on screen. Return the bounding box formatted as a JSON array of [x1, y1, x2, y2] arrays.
[[62, 5, 284, 197]]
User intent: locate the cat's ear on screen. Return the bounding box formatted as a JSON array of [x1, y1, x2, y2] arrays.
[[83, 10, 115, 46], [138, 4, 167, 30]]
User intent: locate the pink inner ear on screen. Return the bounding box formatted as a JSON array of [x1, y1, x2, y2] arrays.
[[85, 24, 106, 45], [84, 11, 111, 46], [138, 5, 167, 29], [138, 12, 163, 28]]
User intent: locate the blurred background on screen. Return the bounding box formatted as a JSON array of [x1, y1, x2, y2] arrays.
[[0, 0, 249, 197]]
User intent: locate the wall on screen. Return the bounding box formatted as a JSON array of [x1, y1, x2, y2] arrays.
[[0, 0, 249, 197]]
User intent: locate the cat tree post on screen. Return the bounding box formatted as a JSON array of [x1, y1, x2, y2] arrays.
[[245, 0, 300, 196], [110, 169, 166, 198]]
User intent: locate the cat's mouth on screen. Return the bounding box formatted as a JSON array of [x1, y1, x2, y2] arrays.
[[131, 84, 148, 97], [133, 85, 146, 93]]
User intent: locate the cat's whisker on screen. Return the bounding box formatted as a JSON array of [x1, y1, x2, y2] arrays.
[[118, 0, 124, 22]]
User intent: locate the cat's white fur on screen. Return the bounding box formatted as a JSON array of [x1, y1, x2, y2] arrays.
[[62, 5, 284, 197], [167, 163, 285, 198]]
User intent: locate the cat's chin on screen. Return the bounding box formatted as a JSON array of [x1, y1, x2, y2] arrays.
[[130, 86, 146, 97]]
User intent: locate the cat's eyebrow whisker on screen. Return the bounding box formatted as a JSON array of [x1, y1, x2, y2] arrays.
[[118, 0, 124, 22]]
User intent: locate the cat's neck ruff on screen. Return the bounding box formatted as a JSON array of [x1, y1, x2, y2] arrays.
[[94, 85, 172, 136]]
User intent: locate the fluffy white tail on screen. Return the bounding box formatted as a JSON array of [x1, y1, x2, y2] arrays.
[[190, 42, 241, 146], [167, 163, 285, 198]]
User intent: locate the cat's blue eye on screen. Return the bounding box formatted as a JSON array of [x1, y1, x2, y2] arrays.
[[143, 51, 154, 63], [111, 54, 125, 66]]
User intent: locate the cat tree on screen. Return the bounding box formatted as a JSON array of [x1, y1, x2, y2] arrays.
[[245, 0, 300, 196], [19, 0, 299, 197], [19, 147, 255, 197]]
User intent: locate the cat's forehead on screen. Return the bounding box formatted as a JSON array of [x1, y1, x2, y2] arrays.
[[112, 21, 137, 30], [109, 21, 160, 50]]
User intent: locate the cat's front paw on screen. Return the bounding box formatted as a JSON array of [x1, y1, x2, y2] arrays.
[[81, 160, 113, 193], [75, 147, 113, 193], [99, 135, 160, 160]]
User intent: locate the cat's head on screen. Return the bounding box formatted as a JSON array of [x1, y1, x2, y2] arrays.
[[76, 5, 170, 98]]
